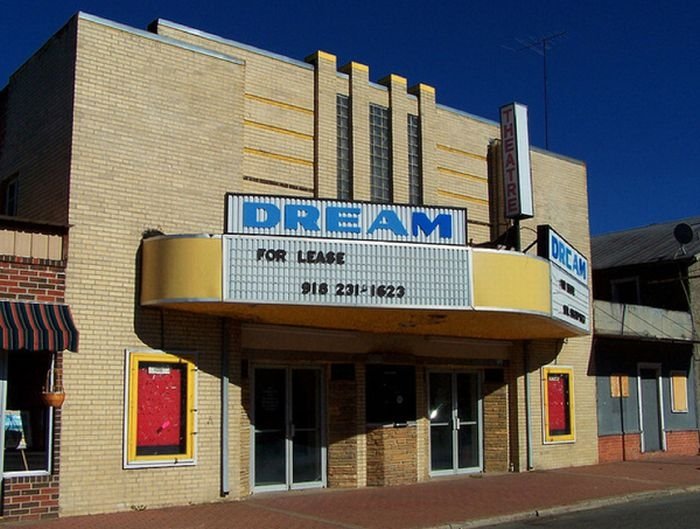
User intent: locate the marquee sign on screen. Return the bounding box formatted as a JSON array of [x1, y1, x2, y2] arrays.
[[224, 195, 470, 310], [537, 225, 590, 332], [219, 196, 589, 333], [226, 194, 467, 246], [224, 235, 471, 310]]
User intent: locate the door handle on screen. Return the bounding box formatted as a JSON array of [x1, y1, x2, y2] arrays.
[[289, 423, 296, 438]]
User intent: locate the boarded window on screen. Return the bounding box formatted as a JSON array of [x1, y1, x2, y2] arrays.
[[670, 371, 688, 413], [610, 373, 629, 398]]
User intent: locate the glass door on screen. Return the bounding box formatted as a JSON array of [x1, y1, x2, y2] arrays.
[[428, 371, 482, 475], [428, 372, 453, 472], [456, 373, 480, 469], [253, 368, 287, 490], [253, 367, 325, 491]]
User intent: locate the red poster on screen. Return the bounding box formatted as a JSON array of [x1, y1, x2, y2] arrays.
[[547, 374, 569, 433], [137, 364, 183, 449]]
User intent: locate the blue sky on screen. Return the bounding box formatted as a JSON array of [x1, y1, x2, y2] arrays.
[[1, 1, 698, 235]]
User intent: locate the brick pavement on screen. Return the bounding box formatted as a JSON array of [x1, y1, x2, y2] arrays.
[[6, 456, 700, 529]]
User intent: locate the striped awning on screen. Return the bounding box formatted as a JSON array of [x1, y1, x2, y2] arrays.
[[0, 301, 79, 352]]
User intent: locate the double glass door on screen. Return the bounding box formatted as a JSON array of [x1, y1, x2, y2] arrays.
[[253, 367, 325, 491], [429, 372, 482, 475]]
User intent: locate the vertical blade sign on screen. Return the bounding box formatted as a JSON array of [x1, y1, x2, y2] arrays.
[[500, 102, 534, 219]]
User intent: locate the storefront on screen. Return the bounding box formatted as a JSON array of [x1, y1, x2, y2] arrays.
[[0, 12, 595, 517], [140, 195, 592, 492], [0, 221, 78, 521]]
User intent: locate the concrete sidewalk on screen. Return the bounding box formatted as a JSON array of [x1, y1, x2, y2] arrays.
[[8, 456, 700, 529]]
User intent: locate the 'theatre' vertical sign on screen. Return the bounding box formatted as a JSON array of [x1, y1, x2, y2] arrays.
[[500, 102, 534, 219]]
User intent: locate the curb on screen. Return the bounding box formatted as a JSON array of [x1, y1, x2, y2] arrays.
[[426, 485, 700, 529]]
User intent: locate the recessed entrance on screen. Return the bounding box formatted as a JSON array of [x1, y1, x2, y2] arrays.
[[252, 367, 325, 491], [428, 372, 482, 475]]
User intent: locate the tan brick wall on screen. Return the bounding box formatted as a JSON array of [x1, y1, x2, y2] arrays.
[[483, 379, 509, 472], [0, 20, 75, 224], [305, 51, 338, 199], [509, 337, 598, 472], [434, 108, 494, 243], [58, 16, 245, 515], [530, 337, 597, 470], [522, 150, 590, 255], [355, 363, 367, 487], [327, 371, 358, 487], [366, 426, 418, 486], [526, 149, 596, 470], [225, 320, 243, 499], [507, 356, 523, 471], [153, 21, 315, 197]]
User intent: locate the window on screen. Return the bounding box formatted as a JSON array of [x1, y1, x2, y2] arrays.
[[611, 277, 640, 304], [0, 174, 18, 216], [369, 104, 391, 202], [610, 373, 629, 398], [2, 352, 54, 475], [337, 94, 352, 200], [124, 351, 196, 468], [365, 364, 416, 424], [408, 114, 422, 205], [670, 371, 689, 413], [542, 366, 575, 443]]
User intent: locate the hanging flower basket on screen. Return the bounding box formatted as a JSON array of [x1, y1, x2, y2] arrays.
[[42, 366, 65, 408], [41, 391, 65, 408]]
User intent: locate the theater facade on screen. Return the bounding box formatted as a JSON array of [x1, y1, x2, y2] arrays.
[[0, 13, 595, 518]]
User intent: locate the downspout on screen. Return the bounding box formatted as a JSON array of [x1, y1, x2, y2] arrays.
[[524, 341, 534, 470], [221, 318, 230, 496]]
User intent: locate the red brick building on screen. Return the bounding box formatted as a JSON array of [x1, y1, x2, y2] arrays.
[[0, 218, 78, 521]]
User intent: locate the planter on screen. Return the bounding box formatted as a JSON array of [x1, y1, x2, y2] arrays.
[[43, 365, 65, 408], [42, 391, 65, 408]]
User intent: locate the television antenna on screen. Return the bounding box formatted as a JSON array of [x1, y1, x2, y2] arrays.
[[505, 31, 566, 150]]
